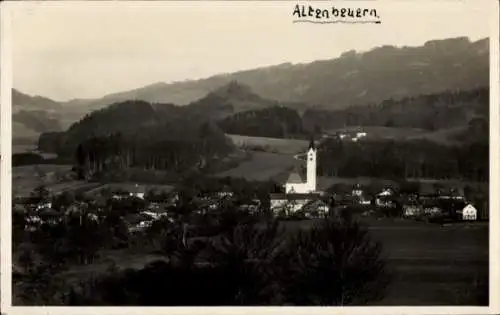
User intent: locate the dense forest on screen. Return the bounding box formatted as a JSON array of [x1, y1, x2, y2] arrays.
[[302, 88, 488, 133], [37, 100, 235, 179], [217, 106, 306, 138], [317, 138, 488, 182]]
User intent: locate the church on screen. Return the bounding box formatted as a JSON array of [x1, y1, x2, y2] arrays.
[[270, 138, 329, 215]]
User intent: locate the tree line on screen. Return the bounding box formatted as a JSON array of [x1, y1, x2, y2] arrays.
[[302, 88, 488, 133], [317, 138, 488, 182]]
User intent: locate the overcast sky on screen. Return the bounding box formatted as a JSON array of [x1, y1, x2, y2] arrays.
[[9, 1, 494, 101]]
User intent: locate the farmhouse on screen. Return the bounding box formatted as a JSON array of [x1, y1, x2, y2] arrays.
[[462, 204, 477, 221], [271, 138, 329, 215]]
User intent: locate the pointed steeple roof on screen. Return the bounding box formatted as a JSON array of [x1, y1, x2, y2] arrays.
[[287, 170, 303, 184], [308, 136, 316, 151]]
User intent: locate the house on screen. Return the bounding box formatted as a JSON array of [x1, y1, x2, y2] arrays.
[[352, 184, 363, 197], [300, 199, 330, 218], [462, 204, 477, 221], [130, 184, 145, 199], [112, 191, 131, 200], [217, 185, 234, 198], [375, 188, 396, 207], [38, 208, 64, 225], [418, 182, 465, 200], [403, 204, 423, 217], [270, 193, 325, 215], [36, 200, 52, 211], [351, 184, 371, 205]]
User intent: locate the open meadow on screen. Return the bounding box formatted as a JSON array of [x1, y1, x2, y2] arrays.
[[227, 134, 310, 154], [215, 151, 298, 182], [323, 125, 467, 146]]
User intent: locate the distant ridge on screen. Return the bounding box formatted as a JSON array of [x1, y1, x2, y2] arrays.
[[13, 36, 489, 130]]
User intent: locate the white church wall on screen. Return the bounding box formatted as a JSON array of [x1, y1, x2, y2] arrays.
[[306, 147, 317, 192], [285, 183, 309, 194]]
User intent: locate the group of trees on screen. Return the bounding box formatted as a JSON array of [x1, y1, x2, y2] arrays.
[[302, 88, 488, 132], [217, 106, 306, 139], [317, 138, 488, 182]]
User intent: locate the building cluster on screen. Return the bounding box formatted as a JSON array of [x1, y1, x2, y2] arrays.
[[13, 139, 480, 234], [270, 139, 480, 222]]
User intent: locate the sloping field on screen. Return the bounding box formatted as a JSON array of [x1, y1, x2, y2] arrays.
[[215, 151, 298, 182], [227, 134, 309, 154], [324, 126, 428, 140], [324, 126, 468, 146], [86, 182, 175, 195]]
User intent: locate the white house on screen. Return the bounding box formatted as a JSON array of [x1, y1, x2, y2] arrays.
[[462, 204, 477, 221], [131, 184, 145, 199]]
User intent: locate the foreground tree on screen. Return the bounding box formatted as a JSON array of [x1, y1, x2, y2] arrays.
[[277, 214, 391, 305]]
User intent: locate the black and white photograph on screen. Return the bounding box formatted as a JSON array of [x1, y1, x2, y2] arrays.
[[1, 0, 499, 312]]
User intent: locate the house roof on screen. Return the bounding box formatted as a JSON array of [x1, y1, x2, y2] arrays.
[[270, 192, 324, 201], [301, 199, 329, 212], [418, 182, 465, 196], [286, 171, 303, 184]]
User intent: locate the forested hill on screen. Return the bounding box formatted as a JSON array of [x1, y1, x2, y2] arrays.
[[55, 36, 488, 114], [302, 87, 489, 133], [38, 100, 235, 178], [215, 87, 488, 144], [37, 81, 306, 156]]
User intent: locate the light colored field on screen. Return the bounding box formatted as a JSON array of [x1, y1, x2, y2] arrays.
[[215, 151, 298, 182], [324, 126, 428, 140], [12, 144, 37, 154], [86, 182, 175, 195], [227, 134, 310, 154], [324, 125, 470, 146], [12, 164, 75, 197]]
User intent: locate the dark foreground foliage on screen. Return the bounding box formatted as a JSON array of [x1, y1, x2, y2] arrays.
[[14, 214, 391, 306]]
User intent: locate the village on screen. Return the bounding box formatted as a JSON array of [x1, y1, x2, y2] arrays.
[[13, 164, 483, 236]]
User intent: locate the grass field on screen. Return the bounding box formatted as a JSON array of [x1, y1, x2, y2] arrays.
[[215, 151, 298, 182], [324, 125, 466, 146], [324, 126, 428, 140], [282, 218, 489, 305], [227, 134, 310, 154], [13, 164, 76, 197], [85, 182, 175, 195], [12, 144, 38, 154]]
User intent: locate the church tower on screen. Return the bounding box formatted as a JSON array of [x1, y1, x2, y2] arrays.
[[306, 137, 317, 192]]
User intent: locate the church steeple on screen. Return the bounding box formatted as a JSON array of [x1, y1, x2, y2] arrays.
[[308, 136, 316, 151]]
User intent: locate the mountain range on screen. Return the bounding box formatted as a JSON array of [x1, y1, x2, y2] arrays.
[[12, 36, 489, 143]]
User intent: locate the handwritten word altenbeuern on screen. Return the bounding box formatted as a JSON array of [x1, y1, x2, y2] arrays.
[[293, 4, 381, 24]]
